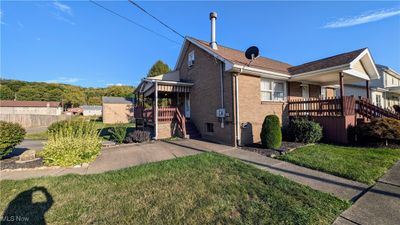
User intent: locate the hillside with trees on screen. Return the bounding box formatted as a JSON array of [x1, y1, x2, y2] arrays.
[[0, 79, 135, 107]]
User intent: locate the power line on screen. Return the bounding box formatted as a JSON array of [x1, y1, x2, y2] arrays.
[[89, 0, 181, 45], [127, 0, 185, 39]]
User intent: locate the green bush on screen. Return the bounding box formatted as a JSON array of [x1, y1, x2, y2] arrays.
[[48, 119, 90, 134], [39, 121, 101, 166], [353, 118, 400, 145], [0, 121, 26, 158], [287, 118, 322, 143], [260, 115, 282, 149], [108, 123, 128, 144]]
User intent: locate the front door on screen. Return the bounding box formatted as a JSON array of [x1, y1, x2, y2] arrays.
[[184, 93, 191, 118]]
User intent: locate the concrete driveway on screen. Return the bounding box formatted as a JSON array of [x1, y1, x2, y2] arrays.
[[1, 141, 200, 180]]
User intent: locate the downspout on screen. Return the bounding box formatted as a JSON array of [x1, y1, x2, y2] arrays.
[[220, 61, 225, 128], [154, 81, 158, 140], [234, 72, 241, 146]]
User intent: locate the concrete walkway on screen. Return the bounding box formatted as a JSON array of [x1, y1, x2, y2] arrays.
[[165, 139, 368, 201], [0, 141, 199, 180], [333, 161, 400, 225]]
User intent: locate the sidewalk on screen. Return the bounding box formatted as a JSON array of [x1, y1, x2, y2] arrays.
[[164, 139, 369, 201], [333, 161, 400, 225]]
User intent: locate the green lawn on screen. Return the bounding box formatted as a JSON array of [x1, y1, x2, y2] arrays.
[[278, 144, 400, 185], [0, 153, 349, 225]]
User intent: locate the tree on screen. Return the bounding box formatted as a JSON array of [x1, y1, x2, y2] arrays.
[[105, 85, 134, 98], [147, 60, 171, 77], [0, 85, 14, 100]]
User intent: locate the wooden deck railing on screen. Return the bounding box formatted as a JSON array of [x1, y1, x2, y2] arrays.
[[288, 97, 344, 117], [356, 99, 400, 120]]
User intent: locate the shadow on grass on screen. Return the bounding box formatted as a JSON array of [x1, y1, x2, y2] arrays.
[[2, 187, 53, 225], [98, 127, 135, 141]]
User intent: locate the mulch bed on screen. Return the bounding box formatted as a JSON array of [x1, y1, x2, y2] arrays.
[[240, 141, 306, 157], [0, 157, 43, 170]]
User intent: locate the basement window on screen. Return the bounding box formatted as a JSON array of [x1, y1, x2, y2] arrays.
[[188, 50, 195, 67], [205, 123, 214, 133]]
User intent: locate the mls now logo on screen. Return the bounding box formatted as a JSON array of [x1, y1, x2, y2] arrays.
[[1, 216, 29, 222]]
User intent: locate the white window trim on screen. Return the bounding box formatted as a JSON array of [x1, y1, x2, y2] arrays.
[[188, 50, 195, 67], [260, 78, 287, 102]]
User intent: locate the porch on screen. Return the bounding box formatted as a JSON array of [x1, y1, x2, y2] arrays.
[[134, 76, 194, 139]]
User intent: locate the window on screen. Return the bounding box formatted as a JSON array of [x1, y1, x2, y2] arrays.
[[260, 79, 285, 101], [320, 87, 326, 99], [188, 51, 195, 67], [205, 123, 214, 133]]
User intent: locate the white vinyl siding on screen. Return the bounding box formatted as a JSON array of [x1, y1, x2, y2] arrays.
[[260, 78, 285, 101]]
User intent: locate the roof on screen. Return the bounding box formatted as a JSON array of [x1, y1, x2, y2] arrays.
[[81, 105, 102, 110], [102, 96, 133, 104], [288, 48, 367, 75], [0, 100, 62, 107], [187, 37, 369, 77], [189, 37, 292, 74]]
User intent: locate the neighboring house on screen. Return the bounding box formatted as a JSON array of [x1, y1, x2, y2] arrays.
[[102, 97, 134, 124], [66, 107, 83, 115], [343, 64, 400, 109], [0, 100, 63, 115], [134, 12, 393, 146], [81, 105, 102, 116]]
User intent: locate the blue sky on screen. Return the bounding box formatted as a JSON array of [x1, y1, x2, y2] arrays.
[[1, 1, 400, 87]]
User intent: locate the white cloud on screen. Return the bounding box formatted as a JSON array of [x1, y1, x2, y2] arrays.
[[53, 1, 73, 16], [46, 77, 81, 84], [52, 1, 75, 25], [106, 83, 124, 87], [0, 10, 6, 25], [323, 8, 400, 28]]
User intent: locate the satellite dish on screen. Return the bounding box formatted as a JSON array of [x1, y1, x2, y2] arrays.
[[245, 46, 259, 60]]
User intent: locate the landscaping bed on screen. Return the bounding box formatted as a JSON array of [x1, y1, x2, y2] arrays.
[[278, 144, 400, 185], [241, 141, 306, 157], [0, 153, 350, 225]]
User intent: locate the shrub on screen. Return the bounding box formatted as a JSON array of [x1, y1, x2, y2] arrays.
[[287, 118, 322, 143], [108, 123, 128, 144], [354, 118, 400, 146], [260, 115, 282, 149], [39, 121, 101, 166], [0, 121, 26, 158], [48, 119, 91, 134], [125, 130, 151, 143]]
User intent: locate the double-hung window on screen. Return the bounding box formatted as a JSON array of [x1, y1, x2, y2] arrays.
[[260, 78, 285, 101]]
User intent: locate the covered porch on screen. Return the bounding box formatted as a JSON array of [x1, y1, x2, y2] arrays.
[[134, 74, 193, 139]]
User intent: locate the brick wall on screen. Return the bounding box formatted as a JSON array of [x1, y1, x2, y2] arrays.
[[177, 42, 235, 145], [238, 74, 287, 145], [102, 103, 133, 124]]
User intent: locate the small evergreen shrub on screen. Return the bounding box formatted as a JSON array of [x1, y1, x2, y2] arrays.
[[353, 118, 400, 146], [125, 130, 151, 143], [260, 115, 282, 149], [108, 123, 128, 144], [39, 121, 101, 166], [0, 121, 26, 158], [287, 118, 322, 143]]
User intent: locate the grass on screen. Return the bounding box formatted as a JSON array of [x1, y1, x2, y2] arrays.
[[278, 144, 400, 185], [0, 153, 349, 225], [25, 131, 48, 140]]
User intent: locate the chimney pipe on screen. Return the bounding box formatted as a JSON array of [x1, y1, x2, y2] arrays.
[[209, 12, 218, 50]]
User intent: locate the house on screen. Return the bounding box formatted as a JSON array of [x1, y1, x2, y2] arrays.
[[102, 96, 134, 124], [343, 64, 400, 110], [134, 12, 397, 146], [81, 105, 102, 116], [0, 100, 63, 115]]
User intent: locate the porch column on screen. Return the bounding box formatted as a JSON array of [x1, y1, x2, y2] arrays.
[[339, 72, 344, 115], [154, 81, 158, 139], [366, 80, 370, 100]]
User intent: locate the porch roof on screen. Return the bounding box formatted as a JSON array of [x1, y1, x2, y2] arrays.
[[387, 86, 400, 94], [135, 71, 193, 97], [290, 48, 379, 85]]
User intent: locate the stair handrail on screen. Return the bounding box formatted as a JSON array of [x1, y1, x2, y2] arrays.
[[355, 98, 400, 120], [175, 108, 186, 136]]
